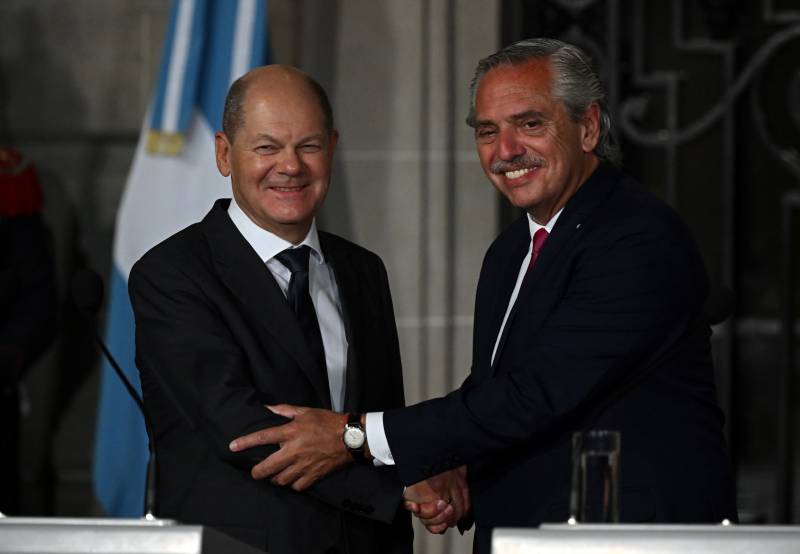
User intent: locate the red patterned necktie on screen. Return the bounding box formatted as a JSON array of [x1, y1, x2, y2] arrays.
[[526, 228, 549, 274]]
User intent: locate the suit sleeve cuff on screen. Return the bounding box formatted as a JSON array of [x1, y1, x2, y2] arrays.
[[366, 411, 395, 466]]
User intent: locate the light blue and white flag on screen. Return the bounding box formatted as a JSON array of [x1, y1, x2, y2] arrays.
[[94, 0, 267, 517]]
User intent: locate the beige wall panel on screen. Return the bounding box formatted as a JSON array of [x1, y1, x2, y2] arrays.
[[335, 0, 424, 151], [454, 157, 498, 311], [326, 157, 422, 315]]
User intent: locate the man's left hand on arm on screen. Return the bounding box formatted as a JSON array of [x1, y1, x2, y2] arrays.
[[229, 404, 351, 491]]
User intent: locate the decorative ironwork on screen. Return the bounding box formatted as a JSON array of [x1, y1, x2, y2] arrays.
[[620, 24, 800, 149]]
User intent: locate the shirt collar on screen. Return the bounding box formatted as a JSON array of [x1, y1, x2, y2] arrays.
[[526, 207, 563, 239], [227, 197, 324, 264]]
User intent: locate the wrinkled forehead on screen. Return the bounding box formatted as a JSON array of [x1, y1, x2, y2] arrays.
[[243, 80, 327, 125], [475, 60, 558, 119], [246, 75, 317, 109], [479, 58, 554, 93]]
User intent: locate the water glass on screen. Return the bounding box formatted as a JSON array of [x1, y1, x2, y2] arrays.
[[569, 429, 620, 523]]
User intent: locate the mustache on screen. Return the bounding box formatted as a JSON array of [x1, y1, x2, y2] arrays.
[[490, 154, 546, 174]]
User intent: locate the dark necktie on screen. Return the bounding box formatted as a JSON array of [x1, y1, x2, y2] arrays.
[[275, 246, 328, 379], [526, 228, 549, 274]]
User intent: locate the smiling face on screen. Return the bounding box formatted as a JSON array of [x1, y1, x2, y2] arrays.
[[473, 58, 600, 224], [214, 67, 338, 244]]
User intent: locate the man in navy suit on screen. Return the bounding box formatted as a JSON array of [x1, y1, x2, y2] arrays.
[[229, 39, 737, 553]]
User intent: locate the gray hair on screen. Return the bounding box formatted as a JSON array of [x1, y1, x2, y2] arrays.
[[466, 38, 621, 166]]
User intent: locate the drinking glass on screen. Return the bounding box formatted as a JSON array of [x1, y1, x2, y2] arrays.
[[568, 429, 620, 523]]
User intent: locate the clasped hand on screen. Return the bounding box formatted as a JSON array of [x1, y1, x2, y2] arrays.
[[229, 404, 471, 534], [404, 465, 470, 534]]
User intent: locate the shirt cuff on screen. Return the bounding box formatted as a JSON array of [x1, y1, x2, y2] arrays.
[[365, 411, 395, 466]]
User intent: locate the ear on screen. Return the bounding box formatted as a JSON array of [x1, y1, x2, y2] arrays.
[[580, 103, 601, 153], [214, 132, 232, 177]]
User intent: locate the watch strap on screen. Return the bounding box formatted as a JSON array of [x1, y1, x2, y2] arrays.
[[345, 412, 365, 461]]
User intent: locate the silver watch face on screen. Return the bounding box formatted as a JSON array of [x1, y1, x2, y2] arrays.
[[343, 426, 365, 449]]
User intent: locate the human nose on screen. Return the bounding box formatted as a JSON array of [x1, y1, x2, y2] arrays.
[[277, 148, 303, 175], [497, 127, 525, 161]]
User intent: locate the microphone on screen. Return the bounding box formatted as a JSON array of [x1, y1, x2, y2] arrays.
[[70, 268, 158, 520]]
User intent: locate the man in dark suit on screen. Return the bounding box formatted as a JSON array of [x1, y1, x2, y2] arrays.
[[228, 39, 738, 553], [129, 65, 415, 553]]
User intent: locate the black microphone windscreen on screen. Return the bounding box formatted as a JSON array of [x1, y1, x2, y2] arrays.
[[71, 268, 105, 316]]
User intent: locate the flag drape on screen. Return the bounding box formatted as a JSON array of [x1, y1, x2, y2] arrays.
[[93, 0, 268, 517]]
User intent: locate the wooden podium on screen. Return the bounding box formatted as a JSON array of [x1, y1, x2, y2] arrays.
[[492, 523, 800, 553], [0, 517, 263, 554]]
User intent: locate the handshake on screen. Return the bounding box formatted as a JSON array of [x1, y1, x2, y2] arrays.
[[228, 404, 471, 535], [403, 465, 471, 534]]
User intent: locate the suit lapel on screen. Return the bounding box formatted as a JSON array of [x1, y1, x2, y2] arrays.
[[478, 219, 529, 378], [489, 223, 530, 343], [201, 200, 332, 407], [490, 165, 620, 375], [521, 164, 619, 296], [319, 233, 360, 412]]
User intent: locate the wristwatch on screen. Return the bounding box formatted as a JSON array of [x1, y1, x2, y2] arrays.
[[342, 412, 366, 461]]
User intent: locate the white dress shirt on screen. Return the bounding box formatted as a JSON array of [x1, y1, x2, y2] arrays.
[[228, 199, 349, 412], [366, 209, 562, 465]]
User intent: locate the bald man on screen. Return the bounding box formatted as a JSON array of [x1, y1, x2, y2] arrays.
[[128, 66, 413, 553]]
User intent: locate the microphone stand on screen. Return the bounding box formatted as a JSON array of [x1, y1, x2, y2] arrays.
[[93, 332, 159, 520], [72, 269, 159, 519]]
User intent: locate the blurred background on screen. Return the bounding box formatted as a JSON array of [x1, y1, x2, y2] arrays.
[[0, 1, 798, 553]]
